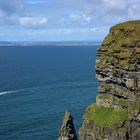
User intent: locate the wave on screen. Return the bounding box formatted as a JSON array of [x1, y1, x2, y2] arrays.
[[0, 86, 45, 96], [0, 81, 97, 96], [0, 85, 45, 96], [0, 90, 21, 96]]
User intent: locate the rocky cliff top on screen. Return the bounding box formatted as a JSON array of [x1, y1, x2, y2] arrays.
[[80, 20, 140, 140]]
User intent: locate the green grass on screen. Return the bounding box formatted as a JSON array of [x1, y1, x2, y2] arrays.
[[97, 94, 116, 102], [99, 20, 140, 55], [119, 99, 128, 108], [104, 84, 112, 91], [97, 94, 111, 99], [111, 20, 140, 32], [85, 104, 128, 127], [129, 101, 140, 112], [115, 52, 131, 59], [97, 94, 128, 108]]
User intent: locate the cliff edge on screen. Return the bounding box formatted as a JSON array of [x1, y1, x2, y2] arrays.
[[79, 20, 140, 140]]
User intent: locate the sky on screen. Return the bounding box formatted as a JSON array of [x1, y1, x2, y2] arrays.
[[0, 0, 139, 41]]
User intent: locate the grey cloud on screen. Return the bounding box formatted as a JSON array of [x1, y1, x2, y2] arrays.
[[0, 0, 25, 26], [128, 1, 140, 20], [0, 0, 139, 29], [0, 0, 49, 28], [0, 0, 24, 15]]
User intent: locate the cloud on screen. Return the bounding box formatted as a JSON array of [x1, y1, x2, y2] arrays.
[[70, 14, 81, 21], [70, 14, 92, 23], [128, 0, 140, 20], [103, 0, 127, 11], [0, 0, 24, 26], [18, 17, 48, 27], [56, 28, 95, 35], [0, 9, 6, 17], [0, 0, 139, 41], [83, 14, 92, 22], [0, 0, 23, 15], [83, 0, 128, 20], [12, 27, 107, 36], [0, 0, 48, 28]]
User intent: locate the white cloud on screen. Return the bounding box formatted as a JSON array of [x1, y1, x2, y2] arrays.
[[18, 17, 48, 27], [128, 1, 140, 19], [103, 0, 127, 11], [0, 9, 6, 17], [52, 27, 104, 35], [83, 14, 92, 22], [21, 28, 99, 36], [70, 14, 92, 23], [0, 0, 24, 15], [70, 14, 81, 21], [0, 0, 139, 41], [32, 27, 108, 36]]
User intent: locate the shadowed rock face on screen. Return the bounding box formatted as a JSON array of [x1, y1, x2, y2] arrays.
[[58, 111, 77, 140], [79, 20, 140, 140]]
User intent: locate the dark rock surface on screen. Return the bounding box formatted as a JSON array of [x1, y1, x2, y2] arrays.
[[58, 111, 77, 140], [79, 20, 140, 140]]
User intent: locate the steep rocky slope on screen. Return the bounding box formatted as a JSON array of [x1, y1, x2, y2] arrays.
[[58, 111, 77, 140], [79, 20, 140, 140]]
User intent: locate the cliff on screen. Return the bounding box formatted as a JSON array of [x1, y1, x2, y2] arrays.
[[79, 20, 140, 140], [58, 111, 77, 140]]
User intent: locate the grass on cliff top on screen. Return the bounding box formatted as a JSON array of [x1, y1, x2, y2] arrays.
[[85, 104, 128, 127], [111, 20, 140, 31], [100, 20, 140, 50]]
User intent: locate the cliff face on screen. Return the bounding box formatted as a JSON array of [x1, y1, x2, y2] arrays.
[[58, 111, 77, 140], [79, 20, 140, 140]]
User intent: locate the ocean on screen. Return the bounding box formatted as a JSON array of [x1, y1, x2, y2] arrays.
[[0, 45, 99, 140]]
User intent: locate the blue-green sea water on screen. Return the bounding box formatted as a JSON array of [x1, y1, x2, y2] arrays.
[[0, 45, 98, 140]]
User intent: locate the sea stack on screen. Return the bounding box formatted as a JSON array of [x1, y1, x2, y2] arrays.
[[80, 20, 140, 140], [58, 111, 77, 140]]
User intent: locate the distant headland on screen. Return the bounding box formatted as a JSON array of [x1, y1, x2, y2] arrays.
[[0, 41, 101, 47]]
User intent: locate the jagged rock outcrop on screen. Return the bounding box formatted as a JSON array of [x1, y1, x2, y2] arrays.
[[79, 20, 140, 140], [58, 111, 77, 140]]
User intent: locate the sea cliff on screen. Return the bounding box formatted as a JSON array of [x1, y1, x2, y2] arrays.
[[58, 111, 77, 140], [79, 20, 140, 140]]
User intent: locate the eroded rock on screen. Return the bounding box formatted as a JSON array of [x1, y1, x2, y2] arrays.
[[58, 111, 77, 140], [80, 20, 140, 140]]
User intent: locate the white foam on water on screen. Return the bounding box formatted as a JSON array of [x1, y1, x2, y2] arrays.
[[0, 84, 63, 96], [0, 85, 47, 96], [0, 90, 20, 96]]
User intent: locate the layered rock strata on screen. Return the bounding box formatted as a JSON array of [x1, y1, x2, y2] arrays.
[[58, 111, 77, 140], [80, 20, 140, 140]]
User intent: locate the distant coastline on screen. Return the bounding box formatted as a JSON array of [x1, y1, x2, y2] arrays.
[[0, 41, 101, 47]]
